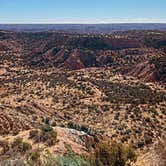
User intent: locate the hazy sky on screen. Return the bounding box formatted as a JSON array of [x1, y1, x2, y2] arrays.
[[0, 0, 165, 23]]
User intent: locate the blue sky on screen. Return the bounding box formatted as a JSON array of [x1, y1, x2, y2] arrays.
[[0, 0, 165, 23]]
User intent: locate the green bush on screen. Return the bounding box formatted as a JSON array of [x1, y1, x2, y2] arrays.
[[57, 155, 87, 166], [53, 153, 88, 166], [89, 141, 136, 166]]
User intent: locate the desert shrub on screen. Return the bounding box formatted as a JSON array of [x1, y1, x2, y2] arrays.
[[51, 121, 57, 127], [145, 117, 151, 123], [137, 141, 145, 148], [12, 129, 20, 136], [89, 141, 136, 166], [26, 150, 88, 166], [0, 138, 31, 158], [124, 145, 137, 162], [67, 122, 80, 130], [12, 137, 32, 153], [57, 155, 87, 166], [40, 124, 53, 132], [27, 149, 41, 164], [144, 135, 153, 145], [67, 122, 91, 135], [0, 128, 9, 135], [44, 117, 50, 125], [80, 125, 89, 134], [7, 149, 42, 166], [11, 137, 23, 149], [42, 151, 58, 166], [22, 142, 32, 152], [42, 129, 57, 146], [0, 140, 10, 155], [40, 125, 57, 146], [89, 141, 125, 166], [0, 159, 19, 166], [55, 153, 88, 166], [29, 125, 57, 146], [29, 129, 39, 140]]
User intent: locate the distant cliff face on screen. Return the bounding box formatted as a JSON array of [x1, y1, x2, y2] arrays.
[[0, 30, 165, 82]]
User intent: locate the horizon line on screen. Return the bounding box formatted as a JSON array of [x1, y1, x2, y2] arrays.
[[0, 22, 166, 25]]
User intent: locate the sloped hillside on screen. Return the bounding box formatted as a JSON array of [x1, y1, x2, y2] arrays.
[[0, 30, 166, 165], [125, 55, 166, 82]]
